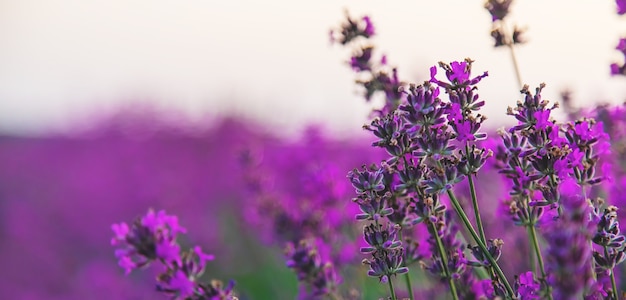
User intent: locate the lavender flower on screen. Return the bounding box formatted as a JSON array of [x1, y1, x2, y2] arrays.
[[514, 271, 541, 300], [330, 13, 375, 45], [111, 209, 187, 273], [429, 59, 488, 91], [617, 0, 626, 15], [484, 0, 514, 22], [363, 248, 409, 283], [285, 239, 341, 298], [111, 210, 238, 300], [610, 38, 626, 76]]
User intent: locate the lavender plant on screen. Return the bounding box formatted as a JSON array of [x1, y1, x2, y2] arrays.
[[111, 209, 237, 300], [332, 3, 626, 299]]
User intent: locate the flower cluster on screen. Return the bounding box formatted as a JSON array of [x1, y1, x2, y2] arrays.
[[285, 239, 342, 299], [347, 59, 523, 299], [484, 0, 525, 48], [111, 209, 237, 300], [331, 12, 403, 116]]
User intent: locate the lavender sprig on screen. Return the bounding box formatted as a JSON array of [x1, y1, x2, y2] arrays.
[[111, 209, 237, 300]]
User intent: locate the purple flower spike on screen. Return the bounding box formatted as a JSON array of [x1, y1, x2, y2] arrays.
[[430, 59, 488, 91], [111, 209, 187, 273]]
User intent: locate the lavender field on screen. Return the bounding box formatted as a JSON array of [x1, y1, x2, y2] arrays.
[[3, 1, 626, 299]]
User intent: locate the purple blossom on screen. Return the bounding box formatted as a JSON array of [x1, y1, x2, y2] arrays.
[[168, 270, 196, 298], [515, 271, 540, 299], [363, 16, 375, 36], [611, 38, 626, 76], [617, 0, 626, 15], [484, 0, 514, 21], [533, 110, 551, 130], [430, 59, 488, 90], [110, 209, 187, 273]]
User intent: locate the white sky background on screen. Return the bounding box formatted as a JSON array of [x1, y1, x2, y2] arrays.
[[0, 0, 625, 137]]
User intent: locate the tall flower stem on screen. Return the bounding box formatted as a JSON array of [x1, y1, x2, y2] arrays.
[[387, 276, 397, 300], [403, 270, 415, 300], [446, 190, 515, 298], [464, 147, 499, 286], [430, 222, 460, 300], [527, 223, 552, 300], [605, 246, 620, 300], [398, 230, 415, 300], [507, 43, 523, 89], [465, 144, 487, 244], [502, 20, 523, 89], [467, 174, 486, 243]]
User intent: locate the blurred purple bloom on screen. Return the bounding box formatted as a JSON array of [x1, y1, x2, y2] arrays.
[[363, 16, 375, 36], [617, 0, 626, 15], [611, 38, 626, 76], [168, 270, 196, 299], [515, 271, 540, 299], [484, 0, 514, 21]]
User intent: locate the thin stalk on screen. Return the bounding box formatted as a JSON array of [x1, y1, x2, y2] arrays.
[[398, 230, 415, 300], [526, 226, 536, 274], [430, 222, 460, 300], [528, 224, 552, 300], [605, 246, 620, 300], [446, 190, 515, 298], [387, 276, 397, 300], [507, 43, 523, 89], [465, 144, 487, 245], [463, 148, 499, 288], [501, 20, 523, 89], [403, 270, 415, 300]]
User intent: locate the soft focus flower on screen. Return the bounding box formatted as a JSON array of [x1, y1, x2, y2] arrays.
[[484, 0, 514, 21], [617, 0, 626, 15]]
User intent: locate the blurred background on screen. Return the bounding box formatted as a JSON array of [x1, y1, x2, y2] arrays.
[[1, 0, 625, 299], [1, 0, 625, 136]]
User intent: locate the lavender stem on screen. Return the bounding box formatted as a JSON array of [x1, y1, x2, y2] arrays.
[[528, 223, 552, 299], [446, 190, 515, 298], [430, 222, 459, 300]]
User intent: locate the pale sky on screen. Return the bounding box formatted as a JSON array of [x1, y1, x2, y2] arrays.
[[1, 0, 625, 136]]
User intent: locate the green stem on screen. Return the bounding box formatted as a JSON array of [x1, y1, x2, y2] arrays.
[[430, 222, 459, 300], [605, 246, 620, 300], [527, 224, 552, 300], [403, 270, 415, 300], [465, 144, 487, 245], [526, 227, 536, 274], [398, 230, 415, 300], [446, 190, 516, 298], [387, 276, 397, 300], [467, 174, 486, 243], [464, 147, 499, 288], [507, 43, 523, 89], [501, 20, 523, 89]]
